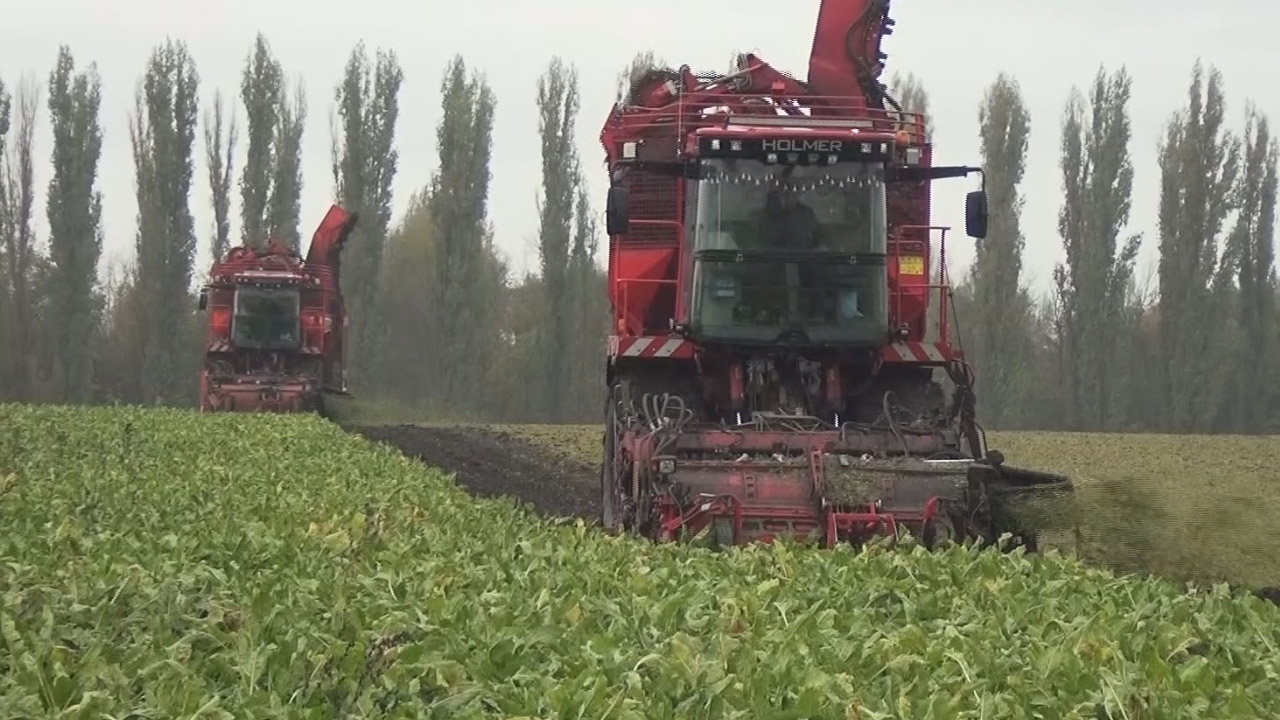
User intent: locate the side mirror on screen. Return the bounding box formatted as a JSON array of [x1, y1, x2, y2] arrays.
[[606, 185, 630, 236], [198, 289, 208, 311], [965, 189, 988, 239]]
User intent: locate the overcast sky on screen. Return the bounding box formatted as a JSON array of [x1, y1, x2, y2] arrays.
[[3, 0, 1277, 297]]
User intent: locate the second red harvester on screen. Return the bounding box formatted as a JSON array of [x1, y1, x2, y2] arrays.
[[198, 205, 359, 414]]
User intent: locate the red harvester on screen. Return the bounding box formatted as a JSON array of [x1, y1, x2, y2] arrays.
[[198, 205, 359, 414], [599, 0, 1074, 549]]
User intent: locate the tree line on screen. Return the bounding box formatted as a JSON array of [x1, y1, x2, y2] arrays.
[[916, 62, 1278, 435], [0, 35, 608, 422], [0, 40, 1275, 434]]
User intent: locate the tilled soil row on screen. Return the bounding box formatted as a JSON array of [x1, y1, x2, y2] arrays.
[[343, 421, 1280, 607], [347, 423, 602, 522]]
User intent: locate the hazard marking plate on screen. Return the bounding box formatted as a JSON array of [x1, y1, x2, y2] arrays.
[[898, 255, 925, 275]]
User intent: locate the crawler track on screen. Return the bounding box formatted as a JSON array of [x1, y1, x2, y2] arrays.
[[348, 424, 601, 522]]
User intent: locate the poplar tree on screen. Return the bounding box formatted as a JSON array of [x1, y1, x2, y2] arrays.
[[1226, 104, 1278, 431], [969, 72, 1033, 428], [46, 47, 104, 402], [202, 89, 237, 261], [129, 39, 200, 404], [331, 41, 403, 386], [0, 76, 38, 400], [268, 81, 305, 250], [535, 56, 581, 420], [887, 70, 932, 142], [1155, 60, 1240, 432], [418, 55, 498, 412], [239, 33, 282, 247], [1054, 66, 1142, 429]]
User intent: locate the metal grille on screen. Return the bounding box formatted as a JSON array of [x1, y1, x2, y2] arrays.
[[624, 169, 680, 246]]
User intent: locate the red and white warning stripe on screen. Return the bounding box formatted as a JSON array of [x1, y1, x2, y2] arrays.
[[881, 341, 953, 364], [610, 335, 696, 359], [608, 336, 950, 363]]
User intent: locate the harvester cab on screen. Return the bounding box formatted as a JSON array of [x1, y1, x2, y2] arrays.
[[598, 0, 1077, 551], [199, 205, 358, 414]]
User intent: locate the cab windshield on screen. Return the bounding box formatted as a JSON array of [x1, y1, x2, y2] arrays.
[[689, 159, 888, 346], [693, 159, 886, 254], [232, 286, 301, 350]]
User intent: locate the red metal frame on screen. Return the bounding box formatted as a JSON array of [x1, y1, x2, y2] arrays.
[[199, 205, 357, 413]]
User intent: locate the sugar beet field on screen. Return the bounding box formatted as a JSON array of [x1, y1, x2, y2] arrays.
[[2, 403, 1280, 717]]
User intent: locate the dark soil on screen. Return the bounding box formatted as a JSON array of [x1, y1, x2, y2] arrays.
[[340, 422, 1280, 607], [348, 424, 601, 522], [1254, 587, 1280, 606]]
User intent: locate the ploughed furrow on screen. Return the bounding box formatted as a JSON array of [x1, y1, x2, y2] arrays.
[[341, 421, 1280, 607], [349, 423, 600, 522]]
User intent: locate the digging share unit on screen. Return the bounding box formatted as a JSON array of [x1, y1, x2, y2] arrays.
[[599, 0, 1075, 549]]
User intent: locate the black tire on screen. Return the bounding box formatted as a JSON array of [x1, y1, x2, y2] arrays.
[[710, 517, 736, 549], [601, 396, 619, 531]]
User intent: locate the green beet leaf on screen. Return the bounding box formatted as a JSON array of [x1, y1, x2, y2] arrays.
[[0, 403, 1277, 718]]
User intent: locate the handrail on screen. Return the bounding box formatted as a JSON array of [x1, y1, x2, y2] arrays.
[[613, 216, 686, 326], [889, 225, 954, 346], [610, 92, 928, 146], [616, 277, 680, 336]]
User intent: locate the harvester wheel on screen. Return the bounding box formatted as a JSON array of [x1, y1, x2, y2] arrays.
[[601, 402, 620, 532], [709, 518, 736, 549], [601, 381, 632, 533], [922, 512, 957, 549]]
